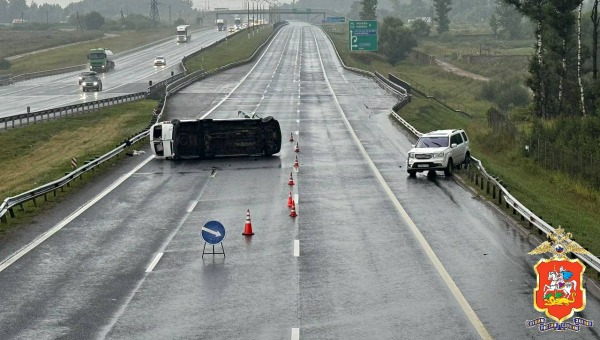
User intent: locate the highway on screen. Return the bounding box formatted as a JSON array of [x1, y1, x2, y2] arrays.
[[0, 29, 227, 118], [0, 22, 598, 339]]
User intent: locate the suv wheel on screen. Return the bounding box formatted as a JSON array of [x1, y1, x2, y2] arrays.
[[408, 170, 416, 177], [444, 158, 454, 176], [464, 153, 471, 166]]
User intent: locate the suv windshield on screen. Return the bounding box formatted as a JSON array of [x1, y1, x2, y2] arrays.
[[416, 136, 449, 148]]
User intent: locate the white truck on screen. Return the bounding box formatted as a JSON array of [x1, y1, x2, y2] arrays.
[[216, 18, 225, 31], [150, 115, 282, 160]]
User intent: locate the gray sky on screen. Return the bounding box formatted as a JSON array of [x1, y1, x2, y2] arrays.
[[40, 0, 293, 10]]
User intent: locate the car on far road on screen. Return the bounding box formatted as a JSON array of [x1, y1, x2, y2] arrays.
[[78, 71, 97, 85], [153, 56, 166, 66], [228, 27, 235, 33], [406, 129, 471, 177], [81, 74, 102, 92]]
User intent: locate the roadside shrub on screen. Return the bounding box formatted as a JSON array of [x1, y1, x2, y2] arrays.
[[0, 59, 10, 70], [481, 76, 530, 111]]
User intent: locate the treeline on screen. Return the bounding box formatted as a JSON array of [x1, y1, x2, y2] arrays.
[[500, 0, 599, 119], [0, 0, 196, 26]]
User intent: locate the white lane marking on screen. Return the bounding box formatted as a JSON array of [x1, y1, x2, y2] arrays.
[[200, 28, 288, 118], [310, 28, 492, 340], [291, 328, 300, 340], [0, 156, 155, 273], [145, 252, 164, 273], [294, 240, 300, 257], [293, 194, 299, 205], [187, 200, 198, 213], [99, 167, 216, 338]]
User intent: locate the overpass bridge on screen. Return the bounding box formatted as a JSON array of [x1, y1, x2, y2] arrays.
[[209, 8, 328, 25]]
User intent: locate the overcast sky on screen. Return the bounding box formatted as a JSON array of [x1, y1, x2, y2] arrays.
[[40, 0, 293, 11]]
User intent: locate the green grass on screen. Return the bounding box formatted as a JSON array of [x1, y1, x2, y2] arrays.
[[0, 26, 276, 233], [1, 28, 174, 75], [184, 27, 274, 73], [0, 30, 104, 59], [0, 100, 156, 233], [326, 28, 600, 258]]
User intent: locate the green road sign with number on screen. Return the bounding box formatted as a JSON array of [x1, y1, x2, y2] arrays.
[[349, 20, 378, 51]]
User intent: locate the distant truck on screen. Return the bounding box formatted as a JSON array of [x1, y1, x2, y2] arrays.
[[176, 24, 191, 42], [216, 18, 226, 31], [87, 48, 114, 72], [150, 114, 282, 160], [234, 17, 241, 29]]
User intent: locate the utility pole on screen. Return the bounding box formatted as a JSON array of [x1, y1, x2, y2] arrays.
[[150, 0, 160, 27]]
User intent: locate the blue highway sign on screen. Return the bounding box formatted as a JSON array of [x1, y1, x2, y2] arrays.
[[201, 221, 226, 244], [325, 16, 346, 23]]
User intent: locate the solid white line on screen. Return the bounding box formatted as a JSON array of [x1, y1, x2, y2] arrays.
[[310, 28, 492, 340], [0, 155, 155, 273], [293, 194, 299, 205], [200, 28, 287, 118], [187, 200, 198, 213], [291, 328, 300, 340], [145, 252, 164, 273], [294, 240, 299, 257]]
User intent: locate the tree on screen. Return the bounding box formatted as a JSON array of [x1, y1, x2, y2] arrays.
[[348, 1, 362, 20], [502, 0, 549, 117], [360, 0, 378, 20], [489, 14, 499, 37], [8, 0, 27, 21], [411, 18, 431, 37], [84, 11, 105, 30], [433, 0, 452, 34], [592, 0, 599, 80], [0, 0, 9, 23], [494, 0, 524, 39], [379, 16, 417, 65], [577, 2, 586, 115]]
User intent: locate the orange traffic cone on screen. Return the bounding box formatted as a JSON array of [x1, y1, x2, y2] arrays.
[[294, 142, 300, 153], [287, 191, 293, 207], [289, 132, 294, 142], [293, 155, 299, 169], [242, 209, 254, 235], [288, 172, 295, 186], [289, 200, 298, 217]]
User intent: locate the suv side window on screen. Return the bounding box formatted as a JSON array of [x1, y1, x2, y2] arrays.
[[451, 133, 463, 146], [461, 131, 468, 142]]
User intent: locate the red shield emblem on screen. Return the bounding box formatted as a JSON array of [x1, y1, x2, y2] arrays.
[[533, 258, 586, 323]]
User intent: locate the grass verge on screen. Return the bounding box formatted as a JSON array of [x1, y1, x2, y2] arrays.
[[0, 100, 156, 235], [184, 27, 274, 73], [325, 28, 600, 257], [1, 28, 174, 76], [0, 26, 275, 235]]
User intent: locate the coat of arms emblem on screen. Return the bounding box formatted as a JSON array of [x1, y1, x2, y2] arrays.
[[527, 227, 594, 331]]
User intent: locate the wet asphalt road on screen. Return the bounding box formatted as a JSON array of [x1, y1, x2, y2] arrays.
[[0, 22, 598, 339], [0, 29, 227, 118]]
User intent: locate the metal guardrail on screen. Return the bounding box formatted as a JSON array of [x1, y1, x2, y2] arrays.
[[463, 157, 600, 274], [1, 28, 213, 87], [0, 92, 148, 130], [167, 22, 289, 101], [10, 65, 87, 84], [0, 21, 291, 224], [388, 87, 600, 276], [0, 131, 148, 223], [321, 25, 600, 275]]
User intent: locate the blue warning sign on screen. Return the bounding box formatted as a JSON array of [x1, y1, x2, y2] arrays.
[[201, 221, 226, 245]]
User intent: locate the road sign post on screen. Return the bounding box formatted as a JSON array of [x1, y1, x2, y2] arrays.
[[349, 20, 378, 51], [201, 220, 226, 257]]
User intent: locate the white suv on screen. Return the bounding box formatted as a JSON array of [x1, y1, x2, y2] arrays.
[[406, 129, 471, 177]]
